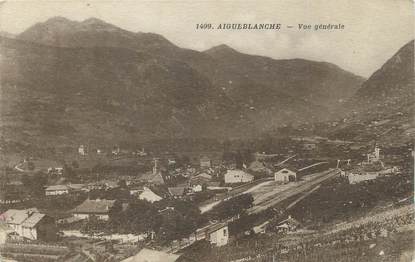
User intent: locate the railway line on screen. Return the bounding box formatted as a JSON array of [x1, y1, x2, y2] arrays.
[[248, 169, 340, 214]]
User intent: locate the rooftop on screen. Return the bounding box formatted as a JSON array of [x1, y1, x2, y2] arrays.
[[21, 213, 46, 228], [121, 248, 180, 262], [206, 222, 228, 234], [45, 185, 70, 191], [1, 208, 45, 228], [72, 199, 116, 214], [225, 169, 254, 177]]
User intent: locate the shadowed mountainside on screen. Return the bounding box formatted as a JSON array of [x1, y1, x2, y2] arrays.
[[1, 17, 367, 151]]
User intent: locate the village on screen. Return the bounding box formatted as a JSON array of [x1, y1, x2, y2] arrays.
[[0, 137, 412, 262]]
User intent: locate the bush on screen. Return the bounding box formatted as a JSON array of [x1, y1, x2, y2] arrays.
[[207, 193, 254, 221]]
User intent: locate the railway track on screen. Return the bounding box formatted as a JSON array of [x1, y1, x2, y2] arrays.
[[248, 169, 340, 214]]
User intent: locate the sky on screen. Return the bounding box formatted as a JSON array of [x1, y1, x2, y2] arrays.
[[0, 0, 413, 77]]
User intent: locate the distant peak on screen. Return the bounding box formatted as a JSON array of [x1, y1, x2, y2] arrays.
[[82, 17, 108, 25], [80, 17, 121, 31], [44, 16, 74, 24], [204, 44, 238, 55], [214, 44, 233, 50]]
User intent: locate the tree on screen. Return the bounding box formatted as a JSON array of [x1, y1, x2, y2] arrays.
[[235, 150, 243, 169], [119, 199, 158, 234], [117, 179, 127, 189], [208, 193, 254, 220], [22, 172, 47, 197], [72, 160, 79, 169], [27, 161, 35, 171], [81, 215, 105, 236], [21, 174, 31, 188], [63, 164, 79, 183], [108, 200, 124, 232]]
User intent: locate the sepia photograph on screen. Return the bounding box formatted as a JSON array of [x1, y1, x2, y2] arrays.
[[0, 0, 414, 261]]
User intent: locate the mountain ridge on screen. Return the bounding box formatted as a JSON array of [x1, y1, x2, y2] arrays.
[[0, 17, 373, 153], [328, 40, 414, 144]]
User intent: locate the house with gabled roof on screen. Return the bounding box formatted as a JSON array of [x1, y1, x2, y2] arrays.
[[140, 170, 166, 185], [71, 199, 116, 221], [138, 187, 162, 203], [202, 222, 229, 247], [45, 183, 87, 196], [0, 208, 57, 241], [274, 167, 297, 183], [189, 172, 213, 192]]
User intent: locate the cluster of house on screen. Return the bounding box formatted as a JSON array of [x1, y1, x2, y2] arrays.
[[78, 144, 148, 157], [44, 180, 118, 196], [0, 208, 57, 243], [341, 146, 400, 184], [163, 165, 298, 199], [38, 151, 301, 202]]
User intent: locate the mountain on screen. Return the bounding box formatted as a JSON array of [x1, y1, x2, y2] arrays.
[[329, 40, 414, 144], [17, 17, 364, 112], [352, 40, 414, 108], [0, 17, 365, 153], [0, 31, 15, 38], [18, 17, 179, 57], [202, 44, 364, 110], [0, 37, 243, 149]]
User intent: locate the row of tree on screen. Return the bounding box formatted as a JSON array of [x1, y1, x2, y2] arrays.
[[206, 193, 254, 221], [81, 198, 207, 243]]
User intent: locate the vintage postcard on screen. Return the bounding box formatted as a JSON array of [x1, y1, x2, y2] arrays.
[[0, 0, 413, 261]]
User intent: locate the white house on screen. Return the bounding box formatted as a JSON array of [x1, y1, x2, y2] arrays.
[[0, 223, 13, 244], [0, 208, 57, 241], [224, 170, 254, 184], [139, 187, 162, 203], [274, 168, 297, 183], [205, 223, 229, 247], [78, 145, 87, 156]]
